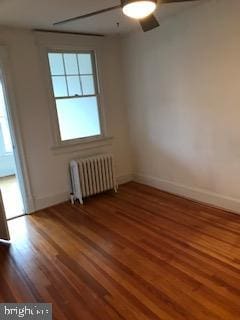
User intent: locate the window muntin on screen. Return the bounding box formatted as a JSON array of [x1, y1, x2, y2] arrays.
[[48, 51, 101, 142]]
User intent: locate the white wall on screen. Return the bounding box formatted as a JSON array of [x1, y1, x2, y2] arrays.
[[121, 0, 240, 213], [0, 28, 132, 211]]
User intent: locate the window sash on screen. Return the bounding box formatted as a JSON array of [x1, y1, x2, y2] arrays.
[[48, 51, 98, 99]]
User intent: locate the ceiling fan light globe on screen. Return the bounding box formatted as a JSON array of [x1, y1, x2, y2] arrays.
[[122, 0, 157, 20]]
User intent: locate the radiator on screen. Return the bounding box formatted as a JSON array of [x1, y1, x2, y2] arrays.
[[70, 154, 118, 204]]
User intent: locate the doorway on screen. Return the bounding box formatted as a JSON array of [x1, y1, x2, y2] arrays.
[[0, 80, 24, 220]]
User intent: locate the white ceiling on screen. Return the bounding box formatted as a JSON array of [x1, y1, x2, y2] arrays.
[[0, 0, 200, 35]]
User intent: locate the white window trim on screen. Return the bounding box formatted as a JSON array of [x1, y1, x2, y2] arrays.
[[38, 43, 111, 152]]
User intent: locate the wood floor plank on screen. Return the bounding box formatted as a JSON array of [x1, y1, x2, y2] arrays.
[[1, 182, 240, 319]]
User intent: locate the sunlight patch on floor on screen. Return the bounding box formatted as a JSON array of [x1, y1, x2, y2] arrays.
[[0, 175, 24, 219]]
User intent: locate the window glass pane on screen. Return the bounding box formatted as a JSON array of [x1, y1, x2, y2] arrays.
[[81, 75, 95, 95], [78, 54, 93, 74], [56, 97, 101, 141], [48, 53, 64, 75], [64, 54, 78, 75], [52, 76, 68, 97], [67, 76, 82, 96]]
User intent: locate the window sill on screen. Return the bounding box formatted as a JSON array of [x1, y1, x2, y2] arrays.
[[51, 136, 113, 155]]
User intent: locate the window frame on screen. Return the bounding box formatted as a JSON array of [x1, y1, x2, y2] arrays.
[[46, 48, 105, 147]]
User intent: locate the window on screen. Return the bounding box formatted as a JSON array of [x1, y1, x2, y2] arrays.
[[48, 51, 102, 142]]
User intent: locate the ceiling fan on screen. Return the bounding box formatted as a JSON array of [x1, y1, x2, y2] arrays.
[[54, 0, 199, 33]]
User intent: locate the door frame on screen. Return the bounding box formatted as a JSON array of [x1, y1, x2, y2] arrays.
[[0, 45, 34, 214]]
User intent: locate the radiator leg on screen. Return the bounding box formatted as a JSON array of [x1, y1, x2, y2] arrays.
[[70, 193, 75, 205], [79, 197, 84, 205]]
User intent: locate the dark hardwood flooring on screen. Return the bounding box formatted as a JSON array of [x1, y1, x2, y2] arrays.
[[1, 182, 240, 320]]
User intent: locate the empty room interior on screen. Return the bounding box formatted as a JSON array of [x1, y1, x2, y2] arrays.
[[1, 0, 240, 319]]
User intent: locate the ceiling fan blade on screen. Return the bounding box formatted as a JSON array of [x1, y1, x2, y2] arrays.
[[161, 0, 199, 2], [139, 15, 160, 32], [54, 5, 121, 26]]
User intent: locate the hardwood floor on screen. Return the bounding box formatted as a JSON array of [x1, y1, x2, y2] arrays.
[[1, 182, 240, 319]]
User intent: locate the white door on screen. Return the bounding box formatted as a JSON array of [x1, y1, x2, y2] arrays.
[[0, 188, 10, 241]]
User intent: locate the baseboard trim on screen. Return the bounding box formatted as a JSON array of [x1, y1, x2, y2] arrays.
[[31, 174, 240, 215], [34, 192, 69, 211], [33, 173, 133, 211], [134, 174, 240, 215], [26, 196, 35, 213], [117, 173, 134, 185]]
